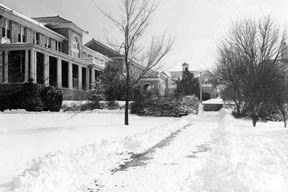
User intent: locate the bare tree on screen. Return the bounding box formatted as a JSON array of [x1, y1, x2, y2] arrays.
[[100, 0, 174, 125], [216, 16, 288, 126]]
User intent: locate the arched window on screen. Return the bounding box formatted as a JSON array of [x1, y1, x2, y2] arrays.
[[71, 36, 80, 58], [143, 84, 151, 91]]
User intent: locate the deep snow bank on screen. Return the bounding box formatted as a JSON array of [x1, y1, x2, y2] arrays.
[[190, 109, 288, 192], [5, 114, 194, 192]]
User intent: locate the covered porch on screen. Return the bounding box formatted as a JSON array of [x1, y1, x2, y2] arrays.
[[0, 43, 103, 100]]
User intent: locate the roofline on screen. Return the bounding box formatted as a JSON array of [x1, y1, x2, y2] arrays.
[[85, 38, 160, 74], [33, 16, 88, 34], [85, 38, 122, 57], [82, 45, 111, 62], [0, 4, 67, 41]]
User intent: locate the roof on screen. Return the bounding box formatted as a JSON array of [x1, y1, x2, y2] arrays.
[[85, 38, 122, 58], [33, 15, 88, 34], [82, 45, 111, 62], [85, 38, 161, 76], [32, 15, 72, 24], [0, 3, 67, 41]]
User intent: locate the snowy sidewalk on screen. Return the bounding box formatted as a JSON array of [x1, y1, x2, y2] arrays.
[[88, 112, 219, 192]]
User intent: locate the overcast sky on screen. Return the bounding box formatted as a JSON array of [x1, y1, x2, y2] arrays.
[[1, 0, 288, 71]]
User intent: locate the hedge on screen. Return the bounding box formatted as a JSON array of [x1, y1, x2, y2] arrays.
[[131, 95, 199, 117], [0, 82, 63, 112]]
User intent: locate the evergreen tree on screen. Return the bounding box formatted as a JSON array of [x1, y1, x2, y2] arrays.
[[175, 68, 200, 96]]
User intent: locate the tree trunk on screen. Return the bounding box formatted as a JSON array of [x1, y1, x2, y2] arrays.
[[124, 49, 130, 125], [280, 109, 287, 128], [251, 108, 258, 127], [124, 78, 129, 125]]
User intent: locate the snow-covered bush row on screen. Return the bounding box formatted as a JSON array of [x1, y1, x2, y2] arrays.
[[190, 108, 288, 192], [8, 114, 193, 192]]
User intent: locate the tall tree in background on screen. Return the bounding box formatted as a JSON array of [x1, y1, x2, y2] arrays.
[[216, 15, 288, 126], [100, 0, 174, 125]]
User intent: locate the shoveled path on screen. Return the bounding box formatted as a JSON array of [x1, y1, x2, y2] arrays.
[[91, 112, 219, 192]]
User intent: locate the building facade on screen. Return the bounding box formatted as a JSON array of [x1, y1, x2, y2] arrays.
[[85, 39, 169, 96], [0, 4, 111, 100], [0, 3, 169, 100], [168, 63, 218, 98]]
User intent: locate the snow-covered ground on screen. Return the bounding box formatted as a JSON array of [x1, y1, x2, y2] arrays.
[[190, 109, 288, 192], [1, 107, 287, 192], [0, 110, 188, 191]]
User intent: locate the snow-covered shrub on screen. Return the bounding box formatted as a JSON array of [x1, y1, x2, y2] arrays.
[[107, 100, 120, 109], [179, 95, 199, 114], [131, 95, 199, 117]]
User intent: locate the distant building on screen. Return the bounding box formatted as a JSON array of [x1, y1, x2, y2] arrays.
[[168, 63, 218, 98], [85, 39, 169, 96]]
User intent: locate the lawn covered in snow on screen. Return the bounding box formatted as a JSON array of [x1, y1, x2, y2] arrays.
[[0, 109, 188, 191], [0, 107, 287, 192]]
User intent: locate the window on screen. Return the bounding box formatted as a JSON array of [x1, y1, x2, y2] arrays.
[[35, 32, 40, 45], [2, 27, 5, 37], [48, 38, 51, 48], [55, 41, 63, 52], [2, 19, 11, 39], [18, 34, 21, 42], [45, 37, 51, 48], [18, 26, 26, 43], [56, 41, 59, 51], [71, 36, 80, 58]]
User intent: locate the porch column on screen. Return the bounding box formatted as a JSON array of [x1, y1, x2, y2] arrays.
[[68, 62, 72, 89], [91, 68, 95, 87], [78, 65, 82, 90], [30, 49, 36, 82], [57, 59, 62, 88], [43, 54, 49, 86], [24, 49, 29, 81], [86, 67, 90, 90], [3, 50, 8, 83], [0, 51, 3, 83]]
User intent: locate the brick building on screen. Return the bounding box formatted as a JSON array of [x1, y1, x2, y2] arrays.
[[0, 3, 111, 100], [0, 3, 169, 100]]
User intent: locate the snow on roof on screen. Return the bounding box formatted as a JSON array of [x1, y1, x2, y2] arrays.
[[202, 98, 223, 104], [33, 15, 88, 34], [0, 3, 67, 40]]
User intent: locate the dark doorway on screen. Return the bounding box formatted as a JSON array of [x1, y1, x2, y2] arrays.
[[72, 64, 78, 89], [62, 60, 68, 88], [8, 50, 25, 82], [49, 56, 57, 86], [36, 52, 44, 84], [82, 67, 87, 90]]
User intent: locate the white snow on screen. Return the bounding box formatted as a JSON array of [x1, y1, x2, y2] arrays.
[[189, 109, 288, 192], [202, 97, 224, 104], [1, 108, 287, 192], [0, 110, 189, 191], [91, 112, 218, 192]]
